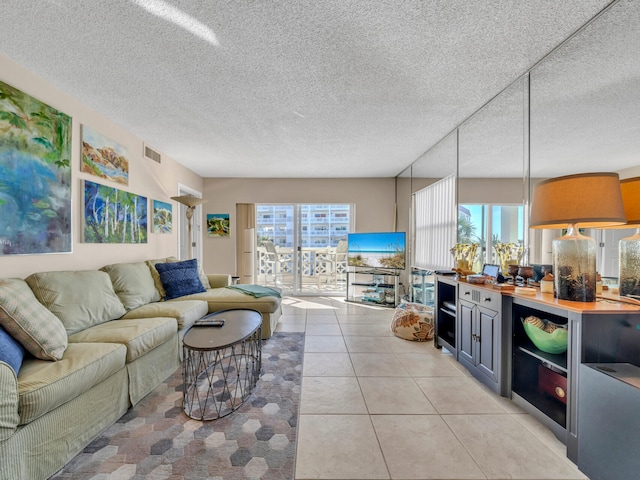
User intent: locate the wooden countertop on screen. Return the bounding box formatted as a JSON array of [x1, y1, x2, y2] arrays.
[[437, 274, 640, 314]]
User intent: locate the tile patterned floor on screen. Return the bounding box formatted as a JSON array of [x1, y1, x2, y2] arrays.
[[280, 296, 589, 480]]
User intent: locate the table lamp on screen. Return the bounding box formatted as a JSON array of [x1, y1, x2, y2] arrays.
[[617, 177, 640, 297], [530, 172, 626, 302], [171, 195, 207, 259]]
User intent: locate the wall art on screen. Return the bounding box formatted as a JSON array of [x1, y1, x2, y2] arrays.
[[207, 213, 230, 237], [81, 124, 129, 185], [153, 199, 172, 234], [83, 180, 147, 243], [0, 80, 72, 255]]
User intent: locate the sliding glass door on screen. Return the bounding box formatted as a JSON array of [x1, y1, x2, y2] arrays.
[[255, 204, 353, 295]]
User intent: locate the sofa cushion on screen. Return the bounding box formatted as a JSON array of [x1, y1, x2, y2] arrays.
[[146, 256, 178, 299], [101, 262, 161, 310], [17, 342, 126, 425], [121, 300, 208, 329], [174, 287, 280, 314], [26, 271, 127, 335], [0, 325, 25, 375], [155, 259, 206, 300], [0, 278, 68, 361], [68, 317, 177, 363]]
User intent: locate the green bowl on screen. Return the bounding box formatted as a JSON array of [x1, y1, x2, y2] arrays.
[[522, 320, 568, 354]]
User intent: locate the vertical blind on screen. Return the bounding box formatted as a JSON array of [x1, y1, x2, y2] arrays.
[[413, 174, 457, 270]]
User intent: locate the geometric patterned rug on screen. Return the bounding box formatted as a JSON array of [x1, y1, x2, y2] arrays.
[[50, 332, 304, 480]]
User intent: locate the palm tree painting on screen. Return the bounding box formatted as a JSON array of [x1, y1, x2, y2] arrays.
[[153, 200, 172, 234], [207, 213, 230, 237], [0, 80, 72, 255], [83, 180, 147, 243], [81, 125, 129, 185]]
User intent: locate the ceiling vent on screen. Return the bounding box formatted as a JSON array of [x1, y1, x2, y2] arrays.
[[144, 144, 161, 164]]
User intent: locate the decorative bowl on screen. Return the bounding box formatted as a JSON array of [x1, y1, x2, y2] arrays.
[[522, 317, 568, 354]]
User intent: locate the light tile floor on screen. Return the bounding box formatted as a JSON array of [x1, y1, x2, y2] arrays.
[[277, 296, 589, 480]]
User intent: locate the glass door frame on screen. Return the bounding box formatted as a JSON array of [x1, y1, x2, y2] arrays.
[[255, 203, 353, 296]]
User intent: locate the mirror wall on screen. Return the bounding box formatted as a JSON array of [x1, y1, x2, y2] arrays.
[[529, 0, 640, 277], [397, 0, 640, 282], [458, 77, 528, 270]]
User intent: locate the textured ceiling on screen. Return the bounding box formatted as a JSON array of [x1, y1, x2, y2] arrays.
[[0, 0, 614, 178]]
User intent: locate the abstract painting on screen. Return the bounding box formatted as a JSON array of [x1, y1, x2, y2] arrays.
[[83, 180, 147, 243], [153, 200, 172, 234], [0, 80, 72, 255], [207, 213, 230, 237], [81, 124, 129, 185]]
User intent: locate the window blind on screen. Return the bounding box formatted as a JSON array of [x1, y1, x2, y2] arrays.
[[413, 174, 456, 270]]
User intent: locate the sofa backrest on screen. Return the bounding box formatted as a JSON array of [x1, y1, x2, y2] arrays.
[[100, 262, 160, 311], [26, 271, 127, 335]]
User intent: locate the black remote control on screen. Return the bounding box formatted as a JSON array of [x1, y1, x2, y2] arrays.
[[194, 318, 225, 327]]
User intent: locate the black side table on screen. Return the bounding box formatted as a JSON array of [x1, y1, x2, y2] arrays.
[[182, 309, 262, 420]]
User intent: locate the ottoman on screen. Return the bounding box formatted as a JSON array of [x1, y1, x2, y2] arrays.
[[391, 302, 435, 341]]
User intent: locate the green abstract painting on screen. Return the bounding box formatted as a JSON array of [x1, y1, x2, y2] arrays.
[[0, 80, 72, 255]]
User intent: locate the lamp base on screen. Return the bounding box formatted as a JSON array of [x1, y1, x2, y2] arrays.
[[619, 228, 640, 298], [552, 224, 596, 302]]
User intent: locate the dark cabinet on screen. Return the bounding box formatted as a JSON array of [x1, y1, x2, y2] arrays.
[[457, 284, 502, 392], [434, 276, 457, 356]]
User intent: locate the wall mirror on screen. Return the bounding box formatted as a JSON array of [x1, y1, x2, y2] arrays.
[[457, 76, 528, 272], [529, 0, 640, 278]]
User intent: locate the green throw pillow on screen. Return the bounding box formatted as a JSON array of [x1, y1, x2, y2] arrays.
[[0, 279, 68, 361]]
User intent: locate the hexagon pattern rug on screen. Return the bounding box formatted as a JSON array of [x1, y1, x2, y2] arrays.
[[51, 332, 304, 479]]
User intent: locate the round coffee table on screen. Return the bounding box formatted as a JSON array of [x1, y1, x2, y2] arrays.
[[182, 309, 262, 420]]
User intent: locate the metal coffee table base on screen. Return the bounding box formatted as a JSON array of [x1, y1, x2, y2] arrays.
[[182, 326, 262, 420]]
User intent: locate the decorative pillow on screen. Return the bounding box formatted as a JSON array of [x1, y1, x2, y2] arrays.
[[391, 302, 435, 342], [196, 259, 211, 290], [26, 271, 126, 335], [0, 278, 68, 360], [155, 259, 206, 300], [146, 256, 178, 299], [101, 262, 161, 310], [0, 325, 26, 374]]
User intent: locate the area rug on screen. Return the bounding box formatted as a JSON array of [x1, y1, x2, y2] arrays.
[[51, 332, 304, 480]]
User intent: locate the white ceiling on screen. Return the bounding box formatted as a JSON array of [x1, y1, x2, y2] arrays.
[[0, 0, 614, 178]]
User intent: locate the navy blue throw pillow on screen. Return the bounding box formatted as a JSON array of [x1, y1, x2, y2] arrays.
[[155, 259, 206, 300], [0, 325, 26, 375]]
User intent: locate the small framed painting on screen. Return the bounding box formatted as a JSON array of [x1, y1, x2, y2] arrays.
[[153, 200, 172, 234], [207, 214, 230, 237], [81, 125, 130, 185]]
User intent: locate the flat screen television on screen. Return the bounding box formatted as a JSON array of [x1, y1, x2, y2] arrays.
[[347, 232, 406, 270]]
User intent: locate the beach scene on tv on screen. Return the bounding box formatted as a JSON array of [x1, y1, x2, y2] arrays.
[[347, 232, 406, 269]]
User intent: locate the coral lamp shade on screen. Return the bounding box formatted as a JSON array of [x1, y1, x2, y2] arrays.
[[619, 177, 640, 226], [530, 172, 626, 229]]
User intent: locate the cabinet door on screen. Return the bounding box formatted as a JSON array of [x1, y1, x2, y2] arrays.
[[476, 304, 499, 381], [458, 298, 474, 365]]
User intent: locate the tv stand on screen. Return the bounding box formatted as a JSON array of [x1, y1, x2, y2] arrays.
[[345, 269, 401, 307]]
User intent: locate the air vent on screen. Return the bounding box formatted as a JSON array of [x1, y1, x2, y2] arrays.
[[144, 144, 161, 164]]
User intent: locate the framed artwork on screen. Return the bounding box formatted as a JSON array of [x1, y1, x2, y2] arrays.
[[0, 80, 72, 255], [153, 200, 172, 234], [207, 214, 230, 237], [83, 180, 147, 243], [81, 124, 129, 185]]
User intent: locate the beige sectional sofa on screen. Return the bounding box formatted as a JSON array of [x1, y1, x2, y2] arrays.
[[0, 257, 282, 480]]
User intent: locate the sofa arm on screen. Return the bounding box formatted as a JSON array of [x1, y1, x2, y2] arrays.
[[0, 362, 19, 442], [206, 274, 232, 288]]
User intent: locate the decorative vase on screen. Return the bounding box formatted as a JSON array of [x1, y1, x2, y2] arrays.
[[619, 227, 640, 297], [552, 224, 596, 302]]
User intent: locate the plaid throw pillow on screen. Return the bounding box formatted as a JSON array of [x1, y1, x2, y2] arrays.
[[0, 279, 68, 361]]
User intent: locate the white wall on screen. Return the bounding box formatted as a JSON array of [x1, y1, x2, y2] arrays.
[[201, 177, 397, 275], [0, 53, 203, 278]]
